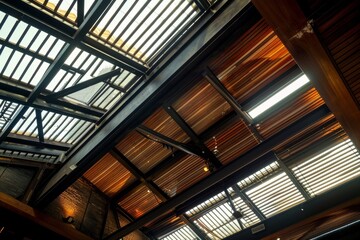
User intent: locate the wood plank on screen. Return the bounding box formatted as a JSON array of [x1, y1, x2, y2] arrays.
[[0, 192, 93, 240], [252, 0, 360, 150]]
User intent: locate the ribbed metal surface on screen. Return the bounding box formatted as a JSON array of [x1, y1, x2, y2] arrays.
[[143, 108, 190, 143], [316, 1, 360, 107], [258, 88, 324, 139], [245, 172, 305, 218], [159, 225, 198, 240], [204, 119, 258, 165], [23, 0, 95, 25], [172, 78, 232, 135], [119, 184, 162, 218], [209, 19, 296, 104], [116, 130, 173, 173], [274, 114, 338, 159], [89, 0, 200, 64], [194, 201, 241, 240], [83, 153, 136, 197], [186, 192, 227, 218], [0, 148, 58, 163], [291, 139, 360, 197], [238, 162, 279, 190], [153, 154, 209, 197]]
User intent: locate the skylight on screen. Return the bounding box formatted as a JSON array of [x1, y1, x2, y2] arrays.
[[291, 139, 360, 197], [159, 226, 198, 240], [89, 0, 200, 64], [248, 74, 310, 119]]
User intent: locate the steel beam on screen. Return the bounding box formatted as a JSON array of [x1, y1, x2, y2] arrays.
[[103, 106, 331, 239], [0, 142, 64, 157], [34, 0, 254, 207], [46, 69, 122, 100], [232, 185, 265, 221], [275, 154, 311, 200], [136, 125, 203, 157], [5, 133, 71, 151], [204, 67, 263, 142], [0, 157, 57, 169], [224, 177, 360, 240], [35, 110, 44, 143], [225, 189, 244, 229], [164, 106, 222, 170]]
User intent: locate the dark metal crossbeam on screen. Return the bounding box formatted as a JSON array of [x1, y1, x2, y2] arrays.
[[22, 167, 46, 203], [136, 125, 203, 157], [35, 110, 44, 143], [274, 154, 311, 200], [164, 106, 222, 170], [77, 0, 84, 26], [0, 141, 65, 157], [204, 67, 263, 142], [46, 69, 122, 100], [0, 157, 57, 169], [231, 185, 266, 221], [110, 148, 208, 239], [34, 0, 256, 208], [225, 189, 244, 230], [0, 88, 101, 122], [6, 133, 71, 151], [103, 106, 331, 239], [0, 39, 85, 75]]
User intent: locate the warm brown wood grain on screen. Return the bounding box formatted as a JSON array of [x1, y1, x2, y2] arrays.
[[252, 0, 360, 151]]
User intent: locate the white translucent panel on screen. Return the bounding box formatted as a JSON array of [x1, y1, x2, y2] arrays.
[[0, 47, 12, 73], [72, 50, 90, 69], [0, 11, 5, 21], [9, 21, 28, 44], [194, 202, 241, 240], [3, 50, 23, 77], [245, 172, 305, 217], [248, 74, 310, 118], [47, 39, 65, 59], [0, 15, 17, 39], [69, 82, 105, 103], [29, 31, 48, 52], [39, 35, 56, 56], [292, 139, 360, 197], [46, 69, 67, 91], [238, 162, 279, 189], [12, 54, 33, 80], [29, 61, 50, 86], [64, 47, 81, 65], [160, 226, 198, 240], [21, 58, 40, 84], [19, 26, 39, 48], [11, 108, 36, 136], [84, 1, 95, 15], [186, 192, 227, 217]]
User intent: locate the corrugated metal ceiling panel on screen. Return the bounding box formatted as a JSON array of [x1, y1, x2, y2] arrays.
[[172, 78, 232, 135], [209, 19, 296, 104], [153, 154, 209, 197], [142, 108, 190, 143], [119, 184, 162, 218], [204, 118, 259, 165], [116, 130, 173, 173], [83, 153, 136, 197], [258, 88, 324, 139], [244, 172, 305, 218]]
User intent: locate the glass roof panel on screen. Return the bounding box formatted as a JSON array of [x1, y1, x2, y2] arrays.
[[244, 171, 305, 217], [159, 226, 199, 240], [89, 0, 200, 64], [291, 139, 360, 197], [22, 0, 96, 25], [0, 100, 20, 132]]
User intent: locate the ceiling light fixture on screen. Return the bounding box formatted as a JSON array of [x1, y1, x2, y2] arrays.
[[248, 74, 310, 118]]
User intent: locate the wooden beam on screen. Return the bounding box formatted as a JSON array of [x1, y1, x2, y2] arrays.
[[251, 0, 360, 150]]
